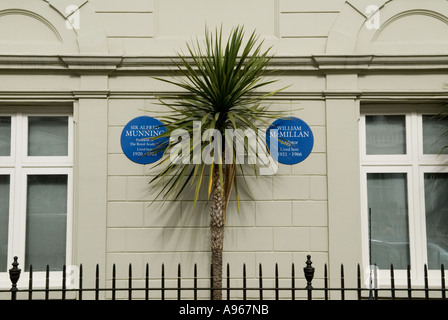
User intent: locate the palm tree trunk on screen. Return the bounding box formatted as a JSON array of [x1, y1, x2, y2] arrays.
[[210, 166, 225, 300]]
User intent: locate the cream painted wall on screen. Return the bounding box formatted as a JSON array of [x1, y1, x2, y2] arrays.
[[0, 0, 447, 299], [105, 93, 328, 299]]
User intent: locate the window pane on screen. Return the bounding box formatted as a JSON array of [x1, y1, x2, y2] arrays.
[[366, 115, 406, 155], [0, 117, 11, 156], [25, 175, 67, 271], [424, 173, 448, 269], [422, 115, 448, 155], [0, 175, 10, 272], [367, 173, 410, 269], [28, 117, 68, 156]]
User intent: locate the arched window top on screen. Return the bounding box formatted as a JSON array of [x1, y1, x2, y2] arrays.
[[327, 0, 448, 54], [0, 0, 108, 54]]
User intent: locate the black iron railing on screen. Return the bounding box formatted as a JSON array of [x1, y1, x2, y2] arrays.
[[1, 255, 447, 300]]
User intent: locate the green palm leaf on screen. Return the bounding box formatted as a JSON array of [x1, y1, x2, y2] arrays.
[[149, 25, 289, 211]]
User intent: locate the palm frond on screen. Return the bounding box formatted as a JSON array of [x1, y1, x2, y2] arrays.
[[148, 25, 290, 215]]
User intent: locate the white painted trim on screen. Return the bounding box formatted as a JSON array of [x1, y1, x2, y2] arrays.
[[0, 111, 74, 289], [360, 105, 448, 287], [21, 113, 73, 165], [0, 114, 15, 164], [19, 168, 73, 269], [360, 112, 412, 165], [360, 166, 417, 286], [0, 168, 14, 268]]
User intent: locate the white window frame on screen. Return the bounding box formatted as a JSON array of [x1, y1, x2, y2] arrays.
[[360, 104, 448, 287], [22, 114, 73, 165], [418, 165, 448, 282], [360, 166, 419, 284], [0, 167, 15, 272], [360, 112, 412, 165], [0, 114, 16, 164], [0, 111, 73, 289]]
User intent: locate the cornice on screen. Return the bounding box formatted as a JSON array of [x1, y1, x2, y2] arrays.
[[0, 89, 446, 102], [313, 55, 448, 71], [0, 55, 123, 73], [0, 54, 447, 73]]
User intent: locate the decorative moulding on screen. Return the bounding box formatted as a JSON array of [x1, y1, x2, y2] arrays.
[[0, 54, 447, 73], [0, 8, 63, 42]]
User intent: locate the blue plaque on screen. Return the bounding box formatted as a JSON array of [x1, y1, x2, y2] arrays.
[[120, 116, 168, 164], [266, 117, 314, 165]]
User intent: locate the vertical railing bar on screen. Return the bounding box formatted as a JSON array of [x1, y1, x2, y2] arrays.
[[243, 263, 247, 300], [407, 265, 412, 300], [390, 264, 395, 300], [357, 264, 361, 300], [128, 263, 132, 301], [194, 264, 197, 301], [95, 264, 99, 301], [275, 263, 279, 300], [112, 264, 116, 301], [78, 264, 83, 300], [374, 263, 378, 300], [62, 264, 66, 300], [441, 264, 446, 300], [145, 263, 149, 301], [45, 265, 50, 300], [291, 263, 295, 301], [324, 264, 328, 300], [259, 263, 263, 300], [368, 264, 374, 300], [177, 263, 181, 300], [161, 264, 165, 301], [226, 263, 230, 300], [210, 263, 213, 300], [424, 264, 429, 300], [28, 265, 33, 300], [340, 264, 344, 301]]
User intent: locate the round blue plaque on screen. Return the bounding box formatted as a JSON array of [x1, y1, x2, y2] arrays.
[[266, 117, 314, 165], [120, 116, 168, 164]]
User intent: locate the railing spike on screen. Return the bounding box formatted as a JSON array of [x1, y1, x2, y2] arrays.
[[304, 255, 314, 300], [9, 256, 21, 301]]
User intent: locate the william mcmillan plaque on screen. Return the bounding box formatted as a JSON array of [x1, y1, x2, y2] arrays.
[[120, 116, 168, 164], [266, 117, 314, 165]]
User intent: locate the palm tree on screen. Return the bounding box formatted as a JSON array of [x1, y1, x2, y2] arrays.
[[149, 26, 287, 300]]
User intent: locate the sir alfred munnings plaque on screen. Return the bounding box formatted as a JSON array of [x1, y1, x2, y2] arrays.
[[121, 116, 168, 164]]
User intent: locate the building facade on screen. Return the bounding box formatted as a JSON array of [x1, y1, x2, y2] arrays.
[[0, 0, 447, 299]]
